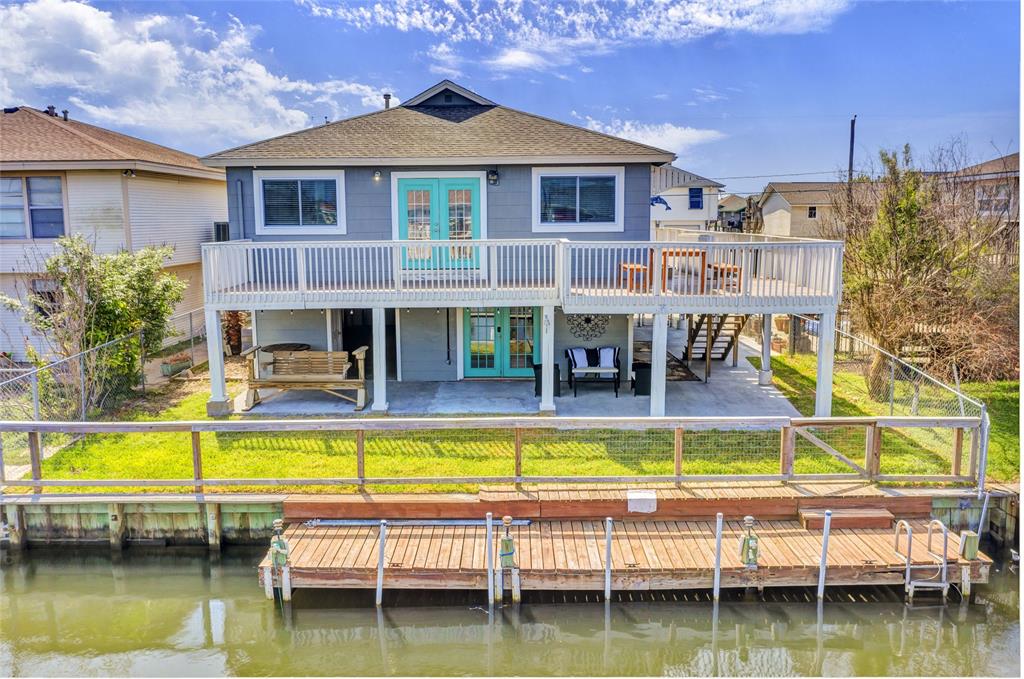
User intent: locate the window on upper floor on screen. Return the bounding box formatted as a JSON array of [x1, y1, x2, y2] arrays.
[[688, 187, 703, 210], [977, 183, 1013, 215], [254, 170, 346, 235], [532, 167, 624, 233], [0, 175, 66, 239], [807, 206, 818, 219]]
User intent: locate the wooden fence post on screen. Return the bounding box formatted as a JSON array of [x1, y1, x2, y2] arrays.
[[673, 428, 683, 479], [952, 428, 964, 477], [864, 423, 882, 479], [191, 431, 203, 494], [28, 430, 42, 494], [356, 430, 365, 484], [779, 426, 795, 478], [514, 428, 523, 481]]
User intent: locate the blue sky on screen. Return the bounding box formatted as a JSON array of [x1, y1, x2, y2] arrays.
[[1, 0, 1019, 194]]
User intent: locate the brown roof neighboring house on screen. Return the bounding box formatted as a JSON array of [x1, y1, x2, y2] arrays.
[[203, 80, 677, 166], [956, 152, 1018, 179], [0, 106, 223, 180], [718, 193, 747, 212], [757, 181, 842, 207]]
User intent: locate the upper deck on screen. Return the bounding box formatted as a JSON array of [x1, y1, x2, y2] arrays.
[[202, 233, 843, 314]]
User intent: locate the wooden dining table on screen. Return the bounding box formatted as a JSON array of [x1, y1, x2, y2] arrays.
[[619, 248, 707, 293]]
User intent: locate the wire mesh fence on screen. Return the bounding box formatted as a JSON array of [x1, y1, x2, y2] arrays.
[[0, 308, 205, 481]]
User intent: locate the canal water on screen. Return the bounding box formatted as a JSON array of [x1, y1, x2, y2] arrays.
[[1, 546, 1019, 677]]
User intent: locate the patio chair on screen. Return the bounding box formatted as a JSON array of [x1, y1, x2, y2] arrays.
[[565, 346, 620, 397]]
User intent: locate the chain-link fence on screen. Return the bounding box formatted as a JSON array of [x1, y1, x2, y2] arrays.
[[0, 307, 206, 478]]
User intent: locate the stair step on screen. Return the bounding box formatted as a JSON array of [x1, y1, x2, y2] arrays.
[[798, 508, 895, 530]]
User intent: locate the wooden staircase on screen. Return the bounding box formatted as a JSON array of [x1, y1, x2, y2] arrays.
[[683, 314, 751, 362]]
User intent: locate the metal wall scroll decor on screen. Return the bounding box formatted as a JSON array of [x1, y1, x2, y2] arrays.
[[565, 314, 610, 341]]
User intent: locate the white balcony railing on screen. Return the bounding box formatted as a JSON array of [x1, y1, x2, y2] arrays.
[[203, 236, 843, 313]]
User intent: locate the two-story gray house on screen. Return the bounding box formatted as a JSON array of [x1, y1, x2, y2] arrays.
[[200, 81, 843, 417]]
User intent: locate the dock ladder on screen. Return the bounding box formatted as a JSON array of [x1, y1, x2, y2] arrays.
[[894, 519, 951, 602]]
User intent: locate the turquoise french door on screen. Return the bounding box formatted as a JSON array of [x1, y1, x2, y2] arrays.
[[397, 177, 480, 269], [464, 307, 540, 377]]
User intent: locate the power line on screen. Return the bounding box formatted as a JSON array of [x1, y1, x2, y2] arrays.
[[709, 170, 849, 180]]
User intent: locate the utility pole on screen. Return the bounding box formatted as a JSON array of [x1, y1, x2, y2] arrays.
[[847, 114, 857, 201]]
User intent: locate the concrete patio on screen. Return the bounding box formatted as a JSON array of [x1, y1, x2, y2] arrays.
[[232, 337, 801, 418]]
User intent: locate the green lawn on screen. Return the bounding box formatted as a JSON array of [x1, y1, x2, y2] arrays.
[[9, 353, 1015, 493], [750, 354, 1019, 483]]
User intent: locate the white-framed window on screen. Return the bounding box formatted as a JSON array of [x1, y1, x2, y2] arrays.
[[688, 187, 703, 210], [807, 206, 817, 219], [531, 166, 625, 233], [0, 175, 66, 239], [254, 169, 346, 235], [977, 183, 1012, 214]]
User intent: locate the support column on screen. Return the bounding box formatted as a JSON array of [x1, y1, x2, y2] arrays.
[[540, 305, 555, 413], [650, 312, 668, 417], [371, 307, 388, 412], [759, 313, 773, 386], [204, 308, 231, 417], [814, 310, 836, 416], [625, 314, 635, 382]]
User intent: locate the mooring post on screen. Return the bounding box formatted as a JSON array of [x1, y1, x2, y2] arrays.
[[262, 565, 274, 599], [375, 519, 387, 607], [206, 503, 221, 551], [108, 503, 125, 550], [817, 510, 832, 600], [604, 517, 613, 601], [485, 512, 494, 605], [713, 512, 724, 601], [281, 565, 292, 602]]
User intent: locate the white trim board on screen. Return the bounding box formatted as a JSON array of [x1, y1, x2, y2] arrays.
[[389, 171, 489, 241], [531, 166, 625, 233], [253, 169, 347, 236]]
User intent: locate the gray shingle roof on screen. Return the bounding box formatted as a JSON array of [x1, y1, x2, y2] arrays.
[[203, 87, 676, 166]]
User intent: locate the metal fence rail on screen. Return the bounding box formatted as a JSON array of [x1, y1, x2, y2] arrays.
[[0, 415, 983, 496]]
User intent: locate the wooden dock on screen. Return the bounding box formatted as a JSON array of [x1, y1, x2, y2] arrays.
[[256, 482, 1002, 599]]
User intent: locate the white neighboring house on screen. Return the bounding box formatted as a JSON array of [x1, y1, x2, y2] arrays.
[[0, 106, 227, 361], [756, 182, 841, 239], [649, 165, 724, 238]]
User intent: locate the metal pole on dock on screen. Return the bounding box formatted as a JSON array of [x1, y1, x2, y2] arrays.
[[713, 512, 724, 601], [976, 492, 990, 534], [375, 519, 387, 607], [485, 512, 494, 605], [817, 510, 832, 600], [604, 517, 613, 602]]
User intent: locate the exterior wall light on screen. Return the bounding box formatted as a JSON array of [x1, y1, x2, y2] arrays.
[[373, 170, 382, 181], [487, 169, 499, 186]]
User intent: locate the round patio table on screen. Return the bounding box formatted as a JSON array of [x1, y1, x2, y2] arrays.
[[260, 342, 311, 353]]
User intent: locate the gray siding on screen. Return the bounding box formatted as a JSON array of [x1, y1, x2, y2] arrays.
[[253, 309, 328, 350], [225, 164, 651, 243], [398, 308, 459, 381]]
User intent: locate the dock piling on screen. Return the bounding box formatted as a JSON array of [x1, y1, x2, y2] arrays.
[[375, 519, 387, 607], [713, 512, 723, 601], [485, 512, 494, 605], [604, 517, 613, 601], [262, 565, 273, 599], [281, 566, 292, 602], [817, 509, 832, 600]]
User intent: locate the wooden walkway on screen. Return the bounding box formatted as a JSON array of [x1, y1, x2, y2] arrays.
[[259, 519, 991, 592]]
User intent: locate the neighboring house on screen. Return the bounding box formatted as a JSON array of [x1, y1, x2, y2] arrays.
[[0, 106, 227, 361], [717, 193, 747, 230], [199, 80, 843, 418], [756, 182, 841, 239], [957, 152, 1019, 249], [650, 165, 724, 238]]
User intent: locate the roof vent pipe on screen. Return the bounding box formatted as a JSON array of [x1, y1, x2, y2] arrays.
[[45, 105, 56, 116], [61, 110, 68, 121], [383, 93, 392, 109]]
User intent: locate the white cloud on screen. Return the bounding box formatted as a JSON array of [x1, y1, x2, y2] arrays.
[[302, 0, 850, 72], [0, 0, 394, 151], [426, 42, 463, 77], [584, 117, 725, 157], [692, 86, 729, 103]]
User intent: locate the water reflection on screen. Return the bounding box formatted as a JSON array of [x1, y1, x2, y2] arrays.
[[0, 547, 1019, 677]]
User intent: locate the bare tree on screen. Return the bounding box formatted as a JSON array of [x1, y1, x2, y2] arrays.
[[823, 140, 1018, 391]]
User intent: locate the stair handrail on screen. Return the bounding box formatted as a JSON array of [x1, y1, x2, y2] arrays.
[[893, 520, 913, 586]]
